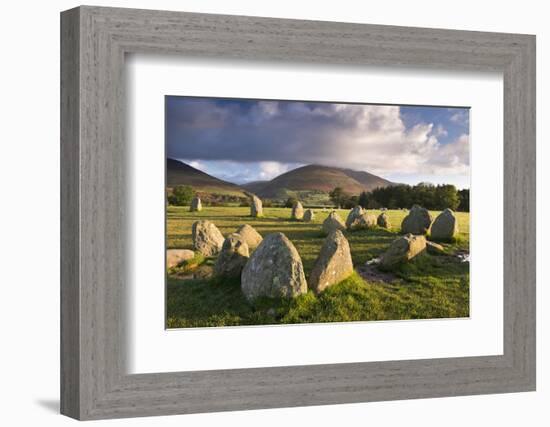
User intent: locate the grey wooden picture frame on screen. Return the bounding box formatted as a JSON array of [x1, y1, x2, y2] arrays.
[[60, 5, 536, 421]]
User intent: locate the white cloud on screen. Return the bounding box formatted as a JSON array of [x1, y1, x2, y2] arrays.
[[257, 101, 279, 118], [302, 104, 469, 178], [169, 101, 470, 184], [188, 160, 203, 169], [258, 161, 295, 180], [433, 124, 448, 137], [182, 159, 302, 184], [449, 110, 468, 125], [426, 133, 470, 174]]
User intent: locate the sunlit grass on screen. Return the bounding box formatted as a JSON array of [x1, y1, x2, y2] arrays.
[[166, 206, 470, 328]]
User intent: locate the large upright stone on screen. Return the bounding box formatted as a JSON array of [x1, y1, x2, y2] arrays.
[[291, 201, 304, 220], [241, 233, 307, 301], [430, 208, 459, 240], [166, 249, 195, 269], [322, 211, 346, 235], [235, 224, 263, 250], [303, 209, 315, 222], [348, 213, 377, 230], [377, 212, 390, 229], [250, 195, 263, 217], [345, 206, 364, 229], [380, 233, 427, 268], [189, 196, 202, 212], [309, 230, 354, 294], [401, 205, 433, 235], [192, 220, 224, 256], [214, 233, 250, 278]]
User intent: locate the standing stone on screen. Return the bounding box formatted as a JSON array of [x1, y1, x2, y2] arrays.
[[322, 211, 346, 235], [380, 233, 427, 268], [345, 206, 364, 229], [401, 205, 433, 235], [235, 224, 263, 250], [250, 195, 263, 217], [303, 209, 315, 222], [348, 213, 377, 230], [291, 201, 304, 220], [377, 212, 390, 229], [166, 249, 195, 269], [241, 233, 307, 301], [214, 233, 250, 278], [192, 220, 224, 256], [430, 208, 459, 240], [189, 196, 202, 212], [309, 230, 354, 294]]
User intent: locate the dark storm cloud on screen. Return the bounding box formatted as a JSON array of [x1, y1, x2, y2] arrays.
[[166, 97, 347, 165]]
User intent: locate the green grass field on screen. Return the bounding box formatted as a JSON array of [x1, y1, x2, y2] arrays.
[[166, 207, 470, 328]]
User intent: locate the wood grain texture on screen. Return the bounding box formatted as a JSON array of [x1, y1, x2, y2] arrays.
[[60, 7, 80, 419], [60, 6, 536, 420]]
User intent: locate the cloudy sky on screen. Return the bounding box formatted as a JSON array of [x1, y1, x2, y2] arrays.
[[166, 96, 470, 189]]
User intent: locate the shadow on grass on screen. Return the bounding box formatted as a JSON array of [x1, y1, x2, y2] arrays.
[[166, 276, 271, 328], [167, 252, 470, 329]]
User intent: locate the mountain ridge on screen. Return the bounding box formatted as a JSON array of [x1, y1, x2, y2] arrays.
[[167, 158, 393, 199], [166, 158, 247, 197], [243, 164, 394, 198]]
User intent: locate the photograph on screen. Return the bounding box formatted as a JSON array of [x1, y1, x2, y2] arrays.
[[165, 96, 471, 329]]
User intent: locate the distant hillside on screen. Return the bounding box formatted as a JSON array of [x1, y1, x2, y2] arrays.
[[248, 164, 393, 198], [338, 168, 395, 191], [166, 158, 247, 197], [241, 180, 269, 193], [167, 159, 393, 204]]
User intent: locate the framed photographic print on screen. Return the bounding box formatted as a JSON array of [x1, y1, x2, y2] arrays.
[[164, 97, 472, 329], [61, 6, 536, 420]]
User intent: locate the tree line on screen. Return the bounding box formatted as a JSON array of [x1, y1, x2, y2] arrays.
[[167, 185, 248, 206], [168, 183, 470, 212], [330, 183, 469, 212]]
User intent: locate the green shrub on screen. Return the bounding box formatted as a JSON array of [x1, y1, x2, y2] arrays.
[[168, 185, 195, 206]]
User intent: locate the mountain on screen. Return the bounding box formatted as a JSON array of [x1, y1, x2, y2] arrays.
[[166, 158, 247, 197], [167, 159, 393, 202], [247, 164, 393, 198], [336, 168, 395, 191], [241, 180, 269, 193]]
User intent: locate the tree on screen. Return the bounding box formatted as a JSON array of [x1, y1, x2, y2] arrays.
[[342, 195, 358, 209], [359, 183, 461, 210], [284, 196, 298, 208], [168, 185, 195, 206], [413, 182, 436, 208], [358, 191, 369, 208], [434, 184, 460, 211], [329, 187, 349, 208], [367, 198, 382, 209], [457, 189, 470, 212]]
